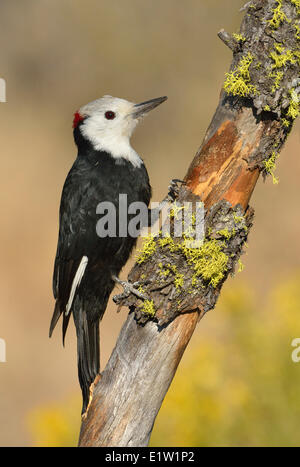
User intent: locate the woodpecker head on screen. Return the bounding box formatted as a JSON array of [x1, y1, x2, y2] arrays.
[[73, 95, 167, 166]]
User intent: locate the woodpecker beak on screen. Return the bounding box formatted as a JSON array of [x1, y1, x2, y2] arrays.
[[132, 96, 167, 118]]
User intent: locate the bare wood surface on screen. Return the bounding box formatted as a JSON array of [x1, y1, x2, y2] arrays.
[[79, 312, 198, 446], [79, 0, 300, 446]]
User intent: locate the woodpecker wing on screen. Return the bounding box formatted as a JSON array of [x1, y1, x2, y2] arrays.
[[51, 159, 103, 337], [51, 154, 151, 340]]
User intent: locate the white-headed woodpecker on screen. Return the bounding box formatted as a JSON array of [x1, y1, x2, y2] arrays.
[[50, 95, 168, 414]]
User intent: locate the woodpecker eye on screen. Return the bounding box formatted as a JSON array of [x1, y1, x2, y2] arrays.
[[105, 111, 116, 120]]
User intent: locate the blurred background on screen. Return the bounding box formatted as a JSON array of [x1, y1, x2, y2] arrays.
[[0, 0, 300, 447]]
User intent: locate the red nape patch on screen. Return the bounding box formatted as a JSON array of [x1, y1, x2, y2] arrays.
[[73, 111, 84, 129]]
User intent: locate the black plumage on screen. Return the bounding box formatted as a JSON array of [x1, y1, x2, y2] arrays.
[[50, 121, 151, 413]]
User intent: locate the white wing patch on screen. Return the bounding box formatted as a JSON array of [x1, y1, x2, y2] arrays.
[[66, 256, 88, 315]]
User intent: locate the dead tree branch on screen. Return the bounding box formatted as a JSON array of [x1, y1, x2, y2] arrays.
[[79, 0, 300, 446]]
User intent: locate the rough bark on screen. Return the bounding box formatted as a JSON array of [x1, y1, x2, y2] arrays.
[[79, 0, 300, 447]]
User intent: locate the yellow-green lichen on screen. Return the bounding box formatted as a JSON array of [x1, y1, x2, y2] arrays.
[[138, 232, 229, 289], [281, 117, 291, 127], [169, 264, 178, 274], [217, 228, 236, 240], [158, 234, 179, 253], [268, 0, 290, 29], [263, 151, 279, 184], [294, 23, 300, 40], [269, 70, 284, 92], [141, 299, 156, 317], [232, 212, 248, 233], [286, 88, 300, 119], [294, 50, 300, 65], [233, 213, 244, 224], [158, 261, 186, 290], [187, 239, 229, 288], [174, 272, 184, 290], [233, 33, 246, 42], [158, 262, 171, 278], [275, 43, 285, 53], [264, 105, 271, 111], [270, 46, 297, 68], [224, 53, 258, 97], [291, 0, 300, 15], [136, 234, 157, 264]]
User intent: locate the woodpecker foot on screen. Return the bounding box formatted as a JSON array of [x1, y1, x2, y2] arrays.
[[167, 179, 186, 202], [112, 275, 148, 303]]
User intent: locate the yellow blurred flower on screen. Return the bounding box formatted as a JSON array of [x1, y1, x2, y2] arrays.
[[27, 395, 81, 447]]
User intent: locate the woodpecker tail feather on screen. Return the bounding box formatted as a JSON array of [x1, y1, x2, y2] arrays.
[[49, 300, 62, 338], [73, 304, 100, 415], [49, 300, 72, 347]]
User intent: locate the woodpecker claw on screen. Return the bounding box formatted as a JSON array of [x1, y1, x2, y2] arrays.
[[167, 178, 186, 202], [112, 276, 148, 303]]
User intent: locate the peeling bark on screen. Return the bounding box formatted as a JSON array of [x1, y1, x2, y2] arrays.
[[79, 0, 300, 447]]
